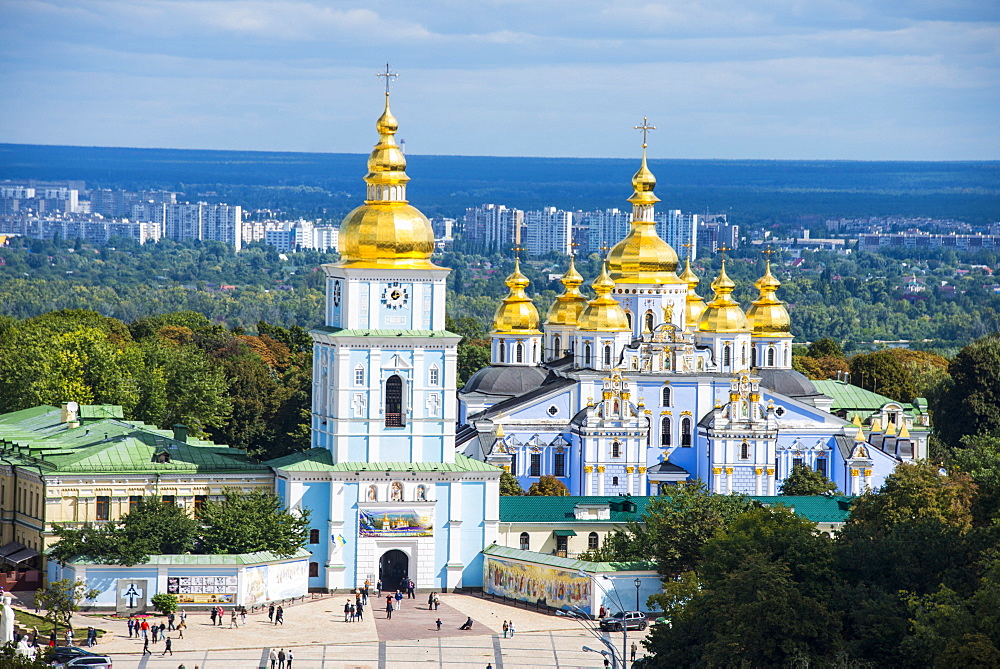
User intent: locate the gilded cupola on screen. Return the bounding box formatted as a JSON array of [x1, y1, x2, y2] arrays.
[[746, 257, 792, 337], [337, 91, 437, 270], [698, 258, 750, 333], [679, 257, 707, 328], [492, 258, 542, 334], [606, 129, 682, 285], [546, 255, 589, 326], [577, 261, 631, 332]]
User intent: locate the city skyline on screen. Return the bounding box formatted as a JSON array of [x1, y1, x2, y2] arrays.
[[1, 0, 998, 160]]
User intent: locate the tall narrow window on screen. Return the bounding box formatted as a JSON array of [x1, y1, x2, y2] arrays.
[[309, 562, 319, 577], [516, 342, 524, 363], [767, 348, 775, 366], [793, 457, 804, 469], [723, 345, 731, 367], [96, 496, 110, 521], [519, 532, 530, 550], [588, 532, 599, 550], [645, 311, 654, 332], [354, 365, 365, 386], [385, 374, 404, 427], [662, 387, 671, 406], [553, 335, 561, 358], [742, 344, 747, 366], [611, 441, 621, 458], [554, 452, 566, 477], [193, 495, 207, 515], [661, 417, 672, 446], [499, 341, 505, 363], [604, 344, 612, 366], [511, 453, 517, 475], [530, 453, 541, 477], [740, 441, 751, 459], [129, 495, 141, 513], [625, 312, 633, 330], [309, 529, 320, 544], [752, 347, 758, 367], [584, 342, 592, 366], [681, 417, 692, 446], [816, 458, 828, 478], [429, 365, 440, 386]]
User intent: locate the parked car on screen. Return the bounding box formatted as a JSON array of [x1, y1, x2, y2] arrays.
[[48, 646, 96, 665], [54, 654, 112, 669], [599, 610, 648, 631]]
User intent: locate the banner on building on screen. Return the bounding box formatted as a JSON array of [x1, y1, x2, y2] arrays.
[[484, 556, 592, 614], [359, 508, 433, 537], [167, 575, 237, 604]]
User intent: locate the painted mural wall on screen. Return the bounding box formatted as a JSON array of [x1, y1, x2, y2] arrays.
[[484, 555, 593, 614]]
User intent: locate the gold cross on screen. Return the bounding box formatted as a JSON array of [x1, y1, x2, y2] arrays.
[[376, 63, 398, 96], [682, 242, 693, 260], [718, 245, 730, 262], [762, 246, 776, 258], [598, 243, 611, 260], [510, 245, 524, 258], [633, 116, 656, 148], [570, 239, 580, 257]]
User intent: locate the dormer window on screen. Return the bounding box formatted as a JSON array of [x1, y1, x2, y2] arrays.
[[153, 451, 171, 464]]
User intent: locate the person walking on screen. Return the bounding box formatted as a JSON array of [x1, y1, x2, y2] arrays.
[[348, 602, 355, 622], [209, 607, 217, 626], [177, 620, 186, 639], [407, 579, 415, 599], [286, 649, 293, 668], [269, 647, 278, 669], [142, 636, 151, 655], [376, 579, 382, 597], [394, 590, 403, 609], [433, 593, 441, 610], [167, 612, 175, 630], [151, 625, 159, 643], [355, 602, 364, 622], [230, 610, 239, 628], [275, 606, 284, 625], [127, 618, 135, 638], [140, 619, 150, 641], [344, 600, 352, 622], [631, 641, 638, 662], [385, 598, 393, 620], [268, 603, 275, 623], [162, 637, 173, 656], [502, 620, 509, 638], [436, 618, 442, 631], [428, 592, 435, 610], [180, 610, 187, 626], [159, 622, 167, 641], [277, 648, 286, 669], [86, 627, 96, 647], [216, 606, 224, 626], [240, 606, 247, 626], [509, 621, 515, 637]]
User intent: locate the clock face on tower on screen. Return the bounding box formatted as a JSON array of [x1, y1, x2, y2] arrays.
[[381, 282, 409, 310]]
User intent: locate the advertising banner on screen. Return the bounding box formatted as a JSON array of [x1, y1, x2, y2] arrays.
[[167, 575, 237, 604], [268, 561, 309, 601], [359, 508, 433, 538], [485, 556, 592, 614]]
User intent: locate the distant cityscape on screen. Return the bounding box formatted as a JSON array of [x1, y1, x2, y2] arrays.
[[2, 179, 998, 256]]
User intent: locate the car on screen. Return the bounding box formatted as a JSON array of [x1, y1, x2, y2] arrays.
[[48, 646, 97, 665], [55, 655, 113, 669], [599, 610, 648, 632]]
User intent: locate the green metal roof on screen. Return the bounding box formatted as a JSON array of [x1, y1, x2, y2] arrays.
[[499, 495, 855, 526], [68, 547, 311, 566], [0, 405, 267, 473], [267, 448, 500, 474], [813, 380, 926, 424], [482, 544, 655, 572], [311, 326, 461, 339], [79, 405, 124, 420]]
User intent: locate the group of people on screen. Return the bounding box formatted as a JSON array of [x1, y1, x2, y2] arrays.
[[128, 616, 176, 656], [267, 603, 285, 625], [343, 597, 365, 621], [426, 592, 441, 610], [267, 647, 294, 668], [501, 620, 516, 638]]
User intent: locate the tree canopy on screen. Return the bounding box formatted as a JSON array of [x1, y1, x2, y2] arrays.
[[527, 475, 569, 496], [779, 462, 840, 495], [198, 489, 310, 557]]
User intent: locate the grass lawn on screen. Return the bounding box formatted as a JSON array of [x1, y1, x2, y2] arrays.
[[13, 608, 106, 642]]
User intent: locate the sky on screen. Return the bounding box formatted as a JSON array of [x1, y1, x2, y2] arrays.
[[1, 0, 998, 160]]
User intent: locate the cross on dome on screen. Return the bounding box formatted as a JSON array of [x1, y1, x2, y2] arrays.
[[376, 63, 399, 96], [634, 116, 656, 148]]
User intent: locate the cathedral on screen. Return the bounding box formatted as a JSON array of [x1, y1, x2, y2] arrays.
[[273, 84, 925, 593], [456, 139, 925, 499]]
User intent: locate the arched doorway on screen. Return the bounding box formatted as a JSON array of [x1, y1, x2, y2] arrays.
[[379, 549, 409, 593]]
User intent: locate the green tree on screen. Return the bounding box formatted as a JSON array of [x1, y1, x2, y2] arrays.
[[526, 475, 569, 496], [34, 579, 100, 635], [499, 471, 525, 496], [808, 337, 844, 358], [932, 333, 1000, 449], [779, 462, 840, 495], [850, 348, 950, 403], [947, 434, 1000, 525], [197, 489, 310, 556], [150, 593, 179, 615]]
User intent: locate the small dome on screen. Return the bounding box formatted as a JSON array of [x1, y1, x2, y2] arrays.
[[460, 365, 549, 397], [698, 259, 750, 333], [578, 262, 630, 332], [546, 256, 589, 326], [746, 259, 792, 336], [755, 369, 819, 398], [679, 258, 707, 328], [492, 259, 541, 334]]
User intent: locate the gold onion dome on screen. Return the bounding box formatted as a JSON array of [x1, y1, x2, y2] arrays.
[[546, 256, 589, 326], [337, 93, 437, 270], [578, 261, 630, 332], [746, 258, 791, 336], [698, 258, 750, 333], [606, 149, 682, 284], [679, 257, 708, 327], [492, 258, 542, 334]]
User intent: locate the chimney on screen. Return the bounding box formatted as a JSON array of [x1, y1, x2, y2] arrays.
[[61, 401, 80, 428], [172, 424, 188, 443]]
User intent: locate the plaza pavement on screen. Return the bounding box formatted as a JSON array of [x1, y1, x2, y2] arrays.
[[40, 592, 651, 668]]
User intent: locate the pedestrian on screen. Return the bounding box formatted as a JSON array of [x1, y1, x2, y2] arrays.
[[142, 637, 151, 655], [177, 621, 186, 639], [459, 616, 473, 630], [394, 590, 403, 609], [376, 579, 382, 597], [86, 627, 96, 647], [436, 618, 442, 631], [428, 592, 435, 609], [180, 611, 187, 625], [631, 641, 637, 662], [344, 600, 352, 622], [355, 602, 364, 621], [140, 619, 150, 640], [603, 658, 610, 668], [275, 606, 284, 625], [277, 648, 286, 669], [127, 618, 135, 638], [348, 602, 355, 622], [433, 593, 441, 610], [240, 606, 247, 626], [363, 580, 370, 605], [509, 621, 515, 637], [268, 603, 275, 623], [167, 612, 175, 630], [269, 647, 278, 669], [355, 593, 363, 614], [599, 605, 606, 619], [286, 649, 293, 668], [407, 579, 415, 599], [210, 608, 217, 626], [162, 637, 173, 656], [48, 629, 55, 647], [385, 599, 393, 620], [151, 625, 159, 643], [502, 620, 508, 638], [230, 610, 239, 628], [65, 629, 73, 646], [487, 664, 493, 669], [216, 606, 224, 626]]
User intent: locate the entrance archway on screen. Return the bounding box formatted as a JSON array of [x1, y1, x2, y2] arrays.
[[379, 549, 409, 593]]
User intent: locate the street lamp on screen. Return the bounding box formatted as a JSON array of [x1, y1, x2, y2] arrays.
[[634, 577, 642, 611]]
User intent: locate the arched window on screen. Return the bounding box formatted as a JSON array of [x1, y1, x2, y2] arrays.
[[584, 342, 592, 366], [740, 441, 751, 459], [385, 374, 404, 427], [645, 311, 655, 332], [553, 335, 561, 358], [784, 348, 790, 366], [625, 312, 633, 330], [767, 348, 775, 367], [309, 529, 320, 544], [681, 417, 692, 446], [516, 342, 524, 363], [661, 417, 672, 446], [662, 386, 671, 406], [309, 562, 319, 577], [752, 347, 758, 367], [354, 365, 365, 386], [519, 532, 530, 550], [498, 341, 505, 363], [533, 340, 538, 362], [588, 532, 599, 550], [604, 344, 612, 366], [611, 441, 621, 457], [723, 345, 731, 367]]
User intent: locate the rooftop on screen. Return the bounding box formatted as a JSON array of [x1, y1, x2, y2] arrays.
[[267, 448, 500, 474], [482, 544, 655, 572]]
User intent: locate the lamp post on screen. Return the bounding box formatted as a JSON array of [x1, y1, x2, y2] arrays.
[[634, 577, 642, 612]]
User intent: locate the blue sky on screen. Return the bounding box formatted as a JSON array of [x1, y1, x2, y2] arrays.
[[1, 0, 998, 159]]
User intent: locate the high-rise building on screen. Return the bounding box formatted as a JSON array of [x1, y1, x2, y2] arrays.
[[655, 209, 698, 260], [523, 207, 572, 256], [462, 204, 522, 251]]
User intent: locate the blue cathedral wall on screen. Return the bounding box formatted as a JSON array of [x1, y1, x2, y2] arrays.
[[299, 480, 331, 589]]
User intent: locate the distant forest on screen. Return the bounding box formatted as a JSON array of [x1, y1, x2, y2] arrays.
[[2, 143, 998, 224]]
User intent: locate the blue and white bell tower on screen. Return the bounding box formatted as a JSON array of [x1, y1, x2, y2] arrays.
[[270, 75, 500, 593]]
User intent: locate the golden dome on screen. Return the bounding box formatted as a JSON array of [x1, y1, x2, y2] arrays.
[[492, 258, 542, 334], [337, 93, 437, 270], [746, 259, 792, 337], [578, 261, 630, 332], [698, 258, 750, 333], [606, 149, 683, 284], [546, 256, 589, 326], [679, 257, 707, 328]]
